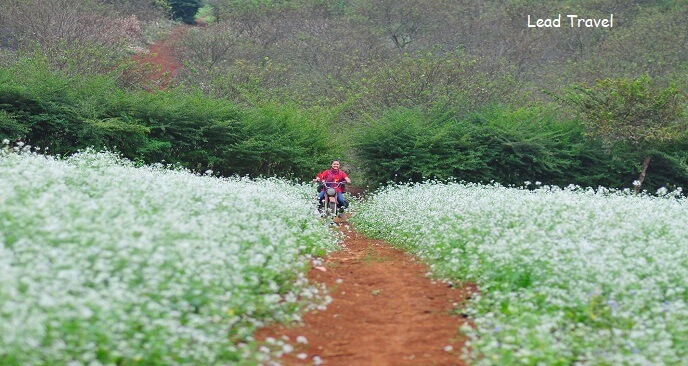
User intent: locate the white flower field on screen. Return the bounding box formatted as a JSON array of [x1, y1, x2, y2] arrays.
[[0, 148, 337, 365], [351, 181, 688, 365], [4, 145, 688, 365]]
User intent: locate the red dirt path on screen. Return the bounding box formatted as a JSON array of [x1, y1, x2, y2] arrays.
[[131, 26, 187, 89], [256, 218, 475, 365]]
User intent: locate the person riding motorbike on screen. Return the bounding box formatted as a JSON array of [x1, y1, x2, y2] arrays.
[[313, 160, 351, 212]]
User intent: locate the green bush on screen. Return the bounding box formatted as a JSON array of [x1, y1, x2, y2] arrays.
[[117, 88, 244, 171], [353, 106, 484, 185], [354, 104, 635, 189], [119, 94, 336, 179], [556, 76, 688, 193], [633, 139, 688, 193], [168, 0, 202, 24], [0, 56, 335, 180], [0, 57, 135, 154], [0, 110, 28, 140], [228, 104, 336, 178], [462, 106, 624, 188]]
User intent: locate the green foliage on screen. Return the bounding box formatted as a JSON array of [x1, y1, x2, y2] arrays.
[[154, 0, 173, 13], [354, 104, 637, 189], [557, 76, 688, 190], [168, 0, 202, 23], [0, 55, 334, 180], [353, 106, 479, 184], [0, 56, 122, 154], [349, 50, 520, 116], [641, 147, 688, 192], [229, 104, 335, 178], [120, 89, 243, 171], [462, 106, 611, 187], [195, 4, 217, 24], [0, 110, 28, 140], [561, 76, 686, 149]]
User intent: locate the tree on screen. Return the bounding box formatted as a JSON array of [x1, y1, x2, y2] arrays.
[[560, 76, 687, 193], [168, 0, 201, 24], [1, 0, 144, 77], [351, 0, 424, 51], [100, 0, 169, 20]]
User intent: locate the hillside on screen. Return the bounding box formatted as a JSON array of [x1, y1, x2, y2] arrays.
[[1, 0, 687, 190], [2, 1, 687, 105]]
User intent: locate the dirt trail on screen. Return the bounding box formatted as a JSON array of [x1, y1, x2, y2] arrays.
[[131, 26, 187, 89], [135, 29, 476, 365], [256, 217, 475, 365]]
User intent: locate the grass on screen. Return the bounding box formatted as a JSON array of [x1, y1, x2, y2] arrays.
[[361, 246, 389, 264]]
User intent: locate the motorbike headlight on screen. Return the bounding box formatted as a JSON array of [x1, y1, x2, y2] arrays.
[[326, 188, 336, 196]]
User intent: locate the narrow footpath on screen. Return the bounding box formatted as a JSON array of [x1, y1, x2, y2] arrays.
[[134, 29, 476, 366], [256, 217, 476, 365], [131, 25, 186, 89]]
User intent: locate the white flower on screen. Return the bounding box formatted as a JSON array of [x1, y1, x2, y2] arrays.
[[0, 151, 338, 364], [282, 343, 294, 354], [349, 180, 688, 365]]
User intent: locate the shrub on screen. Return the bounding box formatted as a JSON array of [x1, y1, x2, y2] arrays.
[[353, 106, 483, 185], [228, 104, 337, 179], [557, 76, 688, 192], [168, 0, 202, 24], [461, 105, 622, 188], [354, 104, 632, 189], [0, 56, 152, 156], [0, 56, 335, 180]]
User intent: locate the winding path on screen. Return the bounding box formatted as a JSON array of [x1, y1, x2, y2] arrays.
[[135, 30, 476, 365], [131, 25, 186, 89], [256, 218, 475, 365]]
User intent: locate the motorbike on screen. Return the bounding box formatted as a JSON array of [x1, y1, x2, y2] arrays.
[[318, 181, 346, 219]]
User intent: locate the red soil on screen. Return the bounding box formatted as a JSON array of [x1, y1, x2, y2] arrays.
[[131, 26, 187, 89], [256, 218, 475, 365]]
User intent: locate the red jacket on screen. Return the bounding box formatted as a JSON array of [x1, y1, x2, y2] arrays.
[[317, 169, 349, 193]]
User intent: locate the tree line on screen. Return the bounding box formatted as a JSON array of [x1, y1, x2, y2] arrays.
[[1, 0, 687, 192]]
